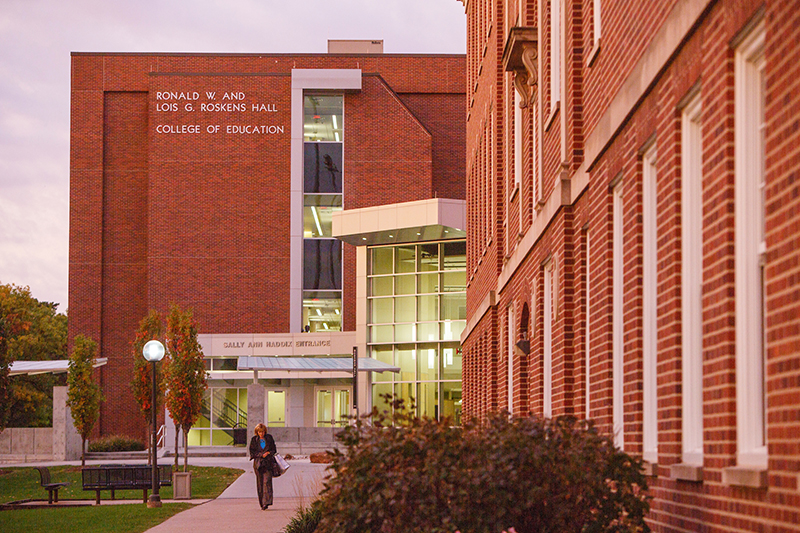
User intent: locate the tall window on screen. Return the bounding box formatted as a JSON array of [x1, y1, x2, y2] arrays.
[[550, 0, 562, 108], [681, 93, 704, 465], [368, 241, 466, 424], [593, 0, 602, 50], [543, 259, 554, 418], [584, 228, 591, 418], [734, 21, 767, 469], [642, 146, 658, 463], [508, 306, 515, 413], [303, 95, 343, 331], [612, 180, 624, 449]]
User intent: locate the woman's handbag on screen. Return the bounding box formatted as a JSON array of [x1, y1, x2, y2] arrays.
[[273, 453, 290, 477]]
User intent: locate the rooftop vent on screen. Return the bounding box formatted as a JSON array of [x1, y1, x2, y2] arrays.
[[327, 40, 384, 54]]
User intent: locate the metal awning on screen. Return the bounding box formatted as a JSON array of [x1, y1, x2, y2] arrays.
[[9, 358, 108, 376], [238, 356, 400, 374]]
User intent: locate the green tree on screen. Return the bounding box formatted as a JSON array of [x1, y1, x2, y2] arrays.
[[0, 284, 32, 432], [67, 335, 104, 466], [131, 310, 165, 465], [164, 305, 207, 472]]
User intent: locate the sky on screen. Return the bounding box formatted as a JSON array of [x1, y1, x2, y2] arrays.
[[0, 0, 466, 312]]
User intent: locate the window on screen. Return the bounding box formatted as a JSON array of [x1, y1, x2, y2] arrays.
[[734, 21, 767, 469], [681, 93, 704, 465], [543, 259, 554, 418], [612, 179, 624, 449], [514, 89, 522, 194], [508, 305, 515, 413], [642, 145, 658, 463], [593, 0, 602, 50], [303, 95, 343, 331], [550, 0, 562, 107], [584, 228, 591, 419]]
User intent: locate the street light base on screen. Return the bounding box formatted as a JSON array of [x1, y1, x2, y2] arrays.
[[147, 494, 163, 508]]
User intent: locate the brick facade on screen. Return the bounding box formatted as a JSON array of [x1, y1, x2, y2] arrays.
[[461, 0, 800, 530], [69, 52, 464, 439]]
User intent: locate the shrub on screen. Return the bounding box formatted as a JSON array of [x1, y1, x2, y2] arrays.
[[88, 434, 146, 452], [283, 502, 322, 533], [314, 398, 651, 533]]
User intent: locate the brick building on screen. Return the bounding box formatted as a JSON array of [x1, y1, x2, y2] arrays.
[[459, 0, 799, 530], [69, 43, 466, 445]]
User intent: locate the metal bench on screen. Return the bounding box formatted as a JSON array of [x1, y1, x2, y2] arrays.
[[81, 464, 171, 504], [36, 466, 70, 504]]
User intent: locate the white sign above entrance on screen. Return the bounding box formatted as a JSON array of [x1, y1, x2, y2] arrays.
[[199, 331, 357, 357]]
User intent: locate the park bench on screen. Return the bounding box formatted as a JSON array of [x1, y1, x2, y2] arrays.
[[36, 466, 70, 504], [81, 464, 171, 505]]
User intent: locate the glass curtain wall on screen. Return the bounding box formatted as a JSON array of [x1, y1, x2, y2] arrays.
[[188, 387, 248, 446], [369, 241, 465, 424], [303, 95, 343, 331]]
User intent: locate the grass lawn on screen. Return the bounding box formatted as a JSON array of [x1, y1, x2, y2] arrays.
[[0, 464, 242, 502], [0, 502, 194, 533], [0, 465, 243, 533]]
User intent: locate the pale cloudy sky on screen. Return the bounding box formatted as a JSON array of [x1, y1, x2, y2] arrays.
[[0, 0, 466, 311]]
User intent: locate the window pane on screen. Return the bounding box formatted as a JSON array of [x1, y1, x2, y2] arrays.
[[304, 143, 343, 193], [418, 295, 438, 322], [395, 296, 416, 323], [396, 345, 417, 381], [370, 298, 393, 324], [304, 95, 343, 142], [441, 343, 462, 380], [418, 273, 438, 294], [441, 320, 466, 341], [418, 382, 438, 419], [417, 322, 438, 342], [370, 276, 392, 297], [441, 293, 466, 320], [394, 323, 414, 343], [442, 271, 466, 292], [418, 244, 439, 271], [371, 248, 393, 275], [304, 239, 342, 290], [418, 344, 438, 381], [373, 383, 394, 412], [395, 246, 416, 273], [443, 241, 466, 270], [395, 274, 415, 295], [442, 382, 462, 425], [371, 346, 394, 383], [303, 291, 341, 332], [370, 325, 393, 343], [303, 195, 342, 238], [395, 382, 417, 415]]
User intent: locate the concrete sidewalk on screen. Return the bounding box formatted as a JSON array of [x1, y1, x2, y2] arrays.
[[143, 457, 327, 533]]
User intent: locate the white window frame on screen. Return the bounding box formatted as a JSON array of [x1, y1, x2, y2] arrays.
[[613, 180, 625, 449], [543, 259, 554, 418], [514, 90, 523, 194], [642, 145, 658, 464], [734, 21, 767, 469], [508, 305, 515, 414], [550, 0, 562, 108], [593, 0, 602, 48], [585, 229, 592, 419], [681, 93, 704, 466]]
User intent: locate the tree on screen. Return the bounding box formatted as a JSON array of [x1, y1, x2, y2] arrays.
[[0, 284, 34, 432], [164, 305, 207, 472], [131, 310, 165, 466], [67, 335, 104, 466]]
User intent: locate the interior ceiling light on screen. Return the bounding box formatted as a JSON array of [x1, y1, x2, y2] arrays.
[[316, 308, 322, 316]]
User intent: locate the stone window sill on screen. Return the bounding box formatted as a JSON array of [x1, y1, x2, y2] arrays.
[[722, 466, 767, 489], [670, 463, 703, 482], [642, 461, 657, 477]]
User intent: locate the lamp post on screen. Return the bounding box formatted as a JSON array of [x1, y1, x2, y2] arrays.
[[142, 339, 165, 508]]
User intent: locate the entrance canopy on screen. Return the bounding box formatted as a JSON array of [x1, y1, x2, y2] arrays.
[[238, 356, 399, 374], [9, 358, 108, 376]]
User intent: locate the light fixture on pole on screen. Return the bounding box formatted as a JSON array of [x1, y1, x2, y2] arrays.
[[142, 339, 165, 508]]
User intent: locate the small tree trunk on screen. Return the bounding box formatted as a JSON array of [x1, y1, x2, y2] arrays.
[[174, 423, 180, 470], [183, 426, 190, 472], [81, 436, 86, 467]]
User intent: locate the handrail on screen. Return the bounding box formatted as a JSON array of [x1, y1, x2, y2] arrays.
[[209, 396, 247, 429], [156, 424, 166, 448]]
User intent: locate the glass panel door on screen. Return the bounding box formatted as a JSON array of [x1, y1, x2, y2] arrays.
[[316, 387, 351, 427], [267, 390, 286, 427]]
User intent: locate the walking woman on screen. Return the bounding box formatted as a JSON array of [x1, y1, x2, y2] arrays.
[[249, 423, 277, 510]]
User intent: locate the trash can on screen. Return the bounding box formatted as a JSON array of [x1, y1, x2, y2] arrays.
[[233, 424, 247, 446]]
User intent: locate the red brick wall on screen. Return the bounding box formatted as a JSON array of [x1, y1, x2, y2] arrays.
[[463, 0, 800, 531], [69, 52, 465, 440]]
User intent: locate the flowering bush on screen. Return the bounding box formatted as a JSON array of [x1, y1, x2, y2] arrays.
[[314, 398, 650, 533]]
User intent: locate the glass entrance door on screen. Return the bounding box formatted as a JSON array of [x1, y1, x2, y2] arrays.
[[267, 390, 286, 427], [316, 387, 351, 427]]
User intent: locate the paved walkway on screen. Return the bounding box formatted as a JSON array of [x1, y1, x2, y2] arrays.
[[143, 456, 327, 533]]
